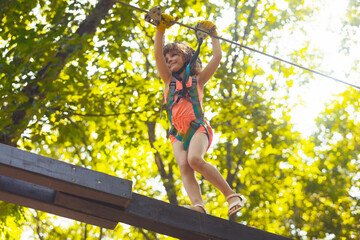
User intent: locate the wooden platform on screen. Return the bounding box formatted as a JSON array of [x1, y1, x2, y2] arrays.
[[0, 175, 118, 229], [0, 143, 292, 240], [0, 143, 132, 208]]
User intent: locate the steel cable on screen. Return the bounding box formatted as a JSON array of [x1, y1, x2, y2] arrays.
[[114, 0, 360, 90]]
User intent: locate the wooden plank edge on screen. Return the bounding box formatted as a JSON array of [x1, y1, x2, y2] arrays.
[[0, 164, 131, 208], [0, 143, 132, 208], [0, 176, 118, 229], [0, 191, 118, 230], [54, 191, 126, 222]]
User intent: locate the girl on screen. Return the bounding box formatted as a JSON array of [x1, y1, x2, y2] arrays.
[[154, 14, 246, 217]]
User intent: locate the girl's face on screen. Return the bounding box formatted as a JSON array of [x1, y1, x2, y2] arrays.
[[165, 50, 185, 73]]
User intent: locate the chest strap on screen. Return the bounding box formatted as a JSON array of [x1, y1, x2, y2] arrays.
[[160, 39, 208, 150], [163, 76, 209, 150]]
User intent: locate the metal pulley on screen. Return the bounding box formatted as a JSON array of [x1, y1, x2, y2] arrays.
[[195, 21, 217, 42], [144, 6, 162, 26], [195, 22, 209, 41]]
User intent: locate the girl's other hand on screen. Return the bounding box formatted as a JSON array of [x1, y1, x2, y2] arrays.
[[199, 20, 218, 36], [157, 14, 177, 33]]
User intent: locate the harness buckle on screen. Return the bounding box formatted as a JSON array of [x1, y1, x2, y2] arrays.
[[190, 120, 201, 129], [169, 125, 177, 135]]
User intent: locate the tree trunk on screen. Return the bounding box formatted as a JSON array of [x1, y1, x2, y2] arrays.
[[146, 121, 178, 205], [0, 0, 115, 146]]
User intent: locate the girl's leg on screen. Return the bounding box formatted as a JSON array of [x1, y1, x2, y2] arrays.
[[187, 133, 241, 210], [172, 141, 204, 207]]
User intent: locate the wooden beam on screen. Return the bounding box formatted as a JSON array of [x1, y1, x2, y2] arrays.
[[54, 191, 292, 239], [0, 175, 117, 229], [116, 193, 292, 240], [0, 143, 132, 208], [54, 191, 125, 223], [0, 144, 292, 239]]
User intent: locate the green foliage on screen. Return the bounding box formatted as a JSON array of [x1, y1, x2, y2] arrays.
[[305, 88, 360, 239], [0, 0, 358, 239], [0, 202, 25, 240]]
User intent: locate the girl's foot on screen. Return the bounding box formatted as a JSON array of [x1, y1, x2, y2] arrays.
[[183, 204, 208, 214], [226, 193, 246, 216]]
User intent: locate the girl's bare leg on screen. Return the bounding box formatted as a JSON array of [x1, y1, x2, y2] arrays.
[[172, 141, 204, 207], [187, 133, 238, 206]]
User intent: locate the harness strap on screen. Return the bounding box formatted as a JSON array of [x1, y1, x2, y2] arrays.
[[169, 118, 210, 150], [167, 76, 209, 150], [160, 80, 176, 119], [161, 40, 209, 150]]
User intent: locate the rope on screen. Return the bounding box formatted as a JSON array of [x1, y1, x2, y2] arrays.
[[114, 0, 360, 90]]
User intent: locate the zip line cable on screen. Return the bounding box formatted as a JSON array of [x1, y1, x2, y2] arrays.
[[114, 0, 360, 90]]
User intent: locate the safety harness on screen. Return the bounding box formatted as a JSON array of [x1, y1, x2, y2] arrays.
[[146, 7, 214, 150], [162, 39, 210, 150]]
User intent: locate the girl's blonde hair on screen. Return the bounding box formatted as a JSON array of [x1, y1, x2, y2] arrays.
[[163, 42, 202, 76]]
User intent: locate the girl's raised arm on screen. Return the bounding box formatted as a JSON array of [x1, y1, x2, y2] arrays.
[[154, 30, 172, 85], [197, 22, 222, 87], [153, 14, 176, 85]]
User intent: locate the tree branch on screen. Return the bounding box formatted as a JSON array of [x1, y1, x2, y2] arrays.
[[1, 0, 116, 146], [83, 223, 88, 240], [146, 121, 178, 205], [65, 109, 147, 117]]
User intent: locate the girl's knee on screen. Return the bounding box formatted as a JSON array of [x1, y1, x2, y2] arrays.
[[178, 161, 193, 175], [188, 155, 206, 171]]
